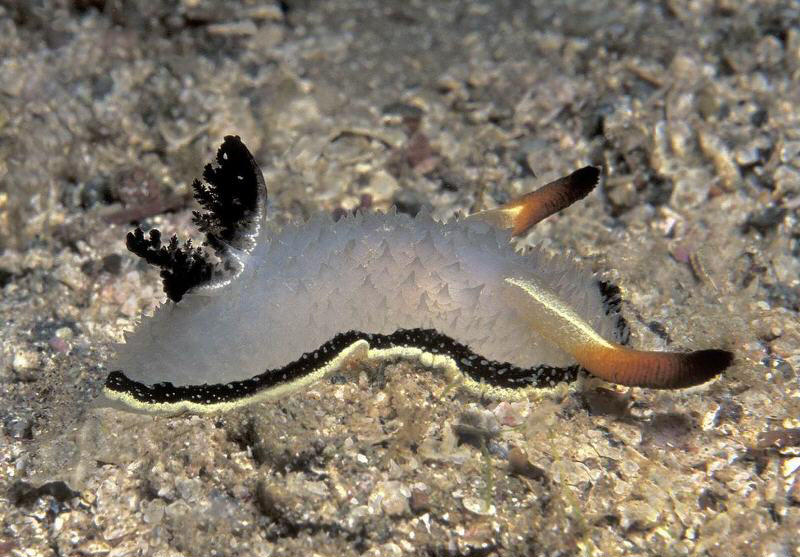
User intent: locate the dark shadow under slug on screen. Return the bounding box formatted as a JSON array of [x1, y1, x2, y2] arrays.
[[101, 136, 733, 414]]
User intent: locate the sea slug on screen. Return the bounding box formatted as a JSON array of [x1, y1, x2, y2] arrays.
[[102, 136, 732, 413]]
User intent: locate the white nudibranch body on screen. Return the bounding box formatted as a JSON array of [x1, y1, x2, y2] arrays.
[[102, 136, 730, 413], [113, 210, 622, 385]]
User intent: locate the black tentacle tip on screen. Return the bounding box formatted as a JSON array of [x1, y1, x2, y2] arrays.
[[569, 166, 601, 196], [683, 349, 735, 387], [694, 349, 734, 372]]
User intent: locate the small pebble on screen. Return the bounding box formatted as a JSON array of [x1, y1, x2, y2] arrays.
[[782, 457, 800, 478], [376, 482, 409, 517], [788, 474, 800, 506], [101, 254, 123, 275], [742, 206, 786, 235], [774, 165, 800, 196], [508, 447, 548, 483], [4, 415, 33, 440], [12, 351, 39, 381], [12, 350, 38, 372], [492, 401, 523, 427], [48, 337, 69, 353], [409, 488, 430, 514], [462, 496, 496, 516], [77, 540, 111, 556], [779, 141, 800, 165], [366, 170, 399, 201], [618, 499, 661, 530]]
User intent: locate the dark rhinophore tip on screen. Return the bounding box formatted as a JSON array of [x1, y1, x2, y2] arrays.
[[568, 166, 601, 198], [678, 349, 734, 388], [502, 165, 602, 236], [624, 348, 734, 389], [575, 343, 734, 390]]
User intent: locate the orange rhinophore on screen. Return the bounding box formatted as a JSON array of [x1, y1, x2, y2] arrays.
[[503, 277, 732, 389], [469, 166, 599, 237], [570, 344, 732, 389]]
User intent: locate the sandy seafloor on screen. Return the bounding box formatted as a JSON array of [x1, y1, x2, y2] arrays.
[[1, 0, 800, 555]]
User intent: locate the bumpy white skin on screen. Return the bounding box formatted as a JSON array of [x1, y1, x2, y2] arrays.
[[112, 209, 623, 387]]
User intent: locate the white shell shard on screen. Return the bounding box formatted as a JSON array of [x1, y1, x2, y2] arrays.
[[111, 210, 623, 388]]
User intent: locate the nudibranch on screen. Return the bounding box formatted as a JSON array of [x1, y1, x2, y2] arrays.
[[101, 136, 732, 413]]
